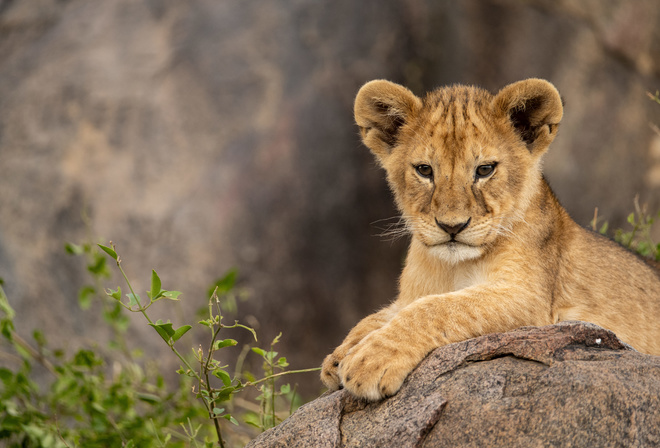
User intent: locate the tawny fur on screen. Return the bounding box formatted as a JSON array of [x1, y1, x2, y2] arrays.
[[321, 78, 660, 401]]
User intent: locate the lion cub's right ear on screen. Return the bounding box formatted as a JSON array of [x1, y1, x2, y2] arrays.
[[354, 80, 422, 161]]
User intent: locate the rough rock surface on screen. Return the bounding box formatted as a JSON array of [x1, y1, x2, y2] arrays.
[[247, 321, 660, 447]]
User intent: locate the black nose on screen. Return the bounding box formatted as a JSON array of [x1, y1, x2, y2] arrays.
[[435, 218, 471, 236]]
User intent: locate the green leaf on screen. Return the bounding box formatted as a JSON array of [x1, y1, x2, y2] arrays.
[[214, 385, 237, 402], [103, 302, 129, 331], [65, 242, 84, 255], [137, 393, 161, 404], [212, 407, 225, 415], [149, 321, 190, 344], [251, 347, 266, 357], [0, 291, 15, 319], [87, 254, 109, 277], [32, 330, 46, 348], [161, 290, 182, 300], [280, 383, 291, 394], [0, 368, 13, 385], [171, 325, 192, 343], [149, 321, 175, 342], [127, 293, 142, 308], [599, 221, 609, 235], [208, 268, 238, 298], [277, 357, 289, 368], [244, 412, 262, 429], [78, 285, 95, 310], [0, 320, 13, 340], [638, 241, 652, 257], [627, 213, 635, 225], [73, 349, 102, 368], [214, 339, 238, 350], [213, 369, 232, 387], [149, 270, 162, 300], [107, 286, 122, 301], [97, 244, 118, 261], [78, 285, 96, 310], [224, 414, 239, 425]]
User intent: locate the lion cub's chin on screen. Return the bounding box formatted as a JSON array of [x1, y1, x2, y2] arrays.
[[427, 243, 484, 264]]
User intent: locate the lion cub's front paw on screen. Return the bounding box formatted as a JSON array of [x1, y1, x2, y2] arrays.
[[339, 332, 420, 401], [321, 351, 343, 391]]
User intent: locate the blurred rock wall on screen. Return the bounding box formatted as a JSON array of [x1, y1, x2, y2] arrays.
[[1, 0, 659, 394]]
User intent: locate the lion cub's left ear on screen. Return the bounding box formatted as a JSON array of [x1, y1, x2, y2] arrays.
[[354, 80, 423, 161], [494, 79, 563, 154]]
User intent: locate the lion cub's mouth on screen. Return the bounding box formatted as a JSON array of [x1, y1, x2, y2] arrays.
[[426, 238, 479, 249], [438, 241, 479, 250]]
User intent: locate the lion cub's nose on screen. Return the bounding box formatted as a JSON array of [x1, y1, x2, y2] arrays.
[[435, 218, 471, 237]]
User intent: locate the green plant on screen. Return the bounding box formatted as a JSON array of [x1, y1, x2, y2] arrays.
[[0, 278, 197, 448], [0, 238, 320, 447], [243, 333, 301, 431], [98, 242, 320, 446], [592, 196, 660, 261]]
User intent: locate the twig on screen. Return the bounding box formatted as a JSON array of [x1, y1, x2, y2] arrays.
[[10, 332, 57, 377], [592, 207, 598, 231], [245, 367, 322, 388]]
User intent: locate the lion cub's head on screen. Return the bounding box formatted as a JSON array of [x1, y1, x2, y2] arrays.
[[355, 79, 563, 264]]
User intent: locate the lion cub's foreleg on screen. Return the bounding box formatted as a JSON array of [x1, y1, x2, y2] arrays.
[[332, 285, 550, 401]]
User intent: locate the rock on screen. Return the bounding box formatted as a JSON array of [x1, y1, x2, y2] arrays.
[[247, 322, 660, 447]]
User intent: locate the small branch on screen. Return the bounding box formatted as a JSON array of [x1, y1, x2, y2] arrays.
[[10, 332, 57, 377], [591, 207, 598, 231], [245, 367, 322, 388], [205, 325, 223, 374], [55, 415, 72, 448]]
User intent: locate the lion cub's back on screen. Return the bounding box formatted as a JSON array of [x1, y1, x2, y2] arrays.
[[557, 225, 660, 355]]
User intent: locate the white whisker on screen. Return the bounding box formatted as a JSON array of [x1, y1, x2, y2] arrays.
[[372, 215, 413, 242]]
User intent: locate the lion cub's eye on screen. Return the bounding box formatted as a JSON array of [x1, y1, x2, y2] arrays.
[[476, 164, 496, 179], [415, 164, 433, 178]]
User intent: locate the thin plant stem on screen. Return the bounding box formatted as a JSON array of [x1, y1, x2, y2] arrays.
[[8, 332, 57, 376], [245, 367, 321, 387]]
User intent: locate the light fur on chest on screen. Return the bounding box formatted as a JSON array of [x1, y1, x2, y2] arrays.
[[401, 246, 491, 304]]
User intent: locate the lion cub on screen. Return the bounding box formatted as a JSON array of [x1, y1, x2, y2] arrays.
[[321, 78, 660, 401]]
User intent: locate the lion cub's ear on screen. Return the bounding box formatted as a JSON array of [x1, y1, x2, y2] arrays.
[[494, 79, 563, 154], [354, 80, 422, 161]]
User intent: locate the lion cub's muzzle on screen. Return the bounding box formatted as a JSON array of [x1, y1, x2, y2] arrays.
[[435, 217, 472, 241]]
